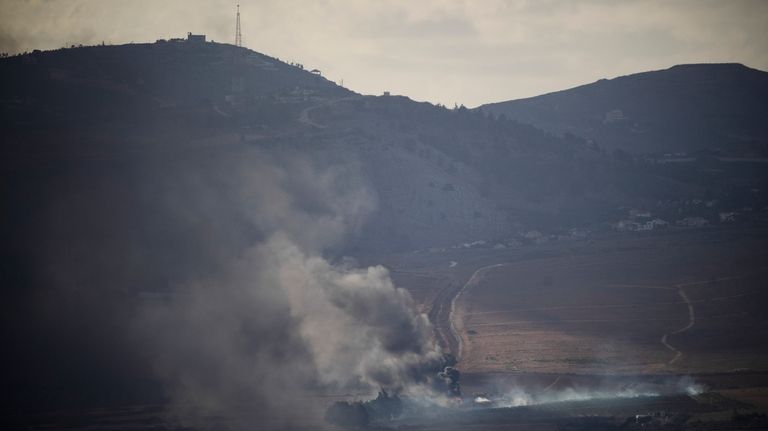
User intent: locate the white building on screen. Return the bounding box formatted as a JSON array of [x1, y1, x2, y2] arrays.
[[676, 217, 709, 227]]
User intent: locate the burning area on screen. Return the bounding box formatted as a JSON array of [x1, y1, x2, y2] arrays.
[[126, 147, 465, 428], [492, 375, 705, 408], [325, 357, 463, 428], [322, 371, 711, 428]]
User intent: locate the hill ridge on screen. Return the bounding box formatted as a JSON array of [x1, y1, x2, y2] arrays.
[[480, 62, 768, 155]]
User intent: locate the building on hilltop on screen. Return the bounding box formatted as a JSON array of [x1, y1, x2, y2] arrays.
[[187, 33, 206, 44]]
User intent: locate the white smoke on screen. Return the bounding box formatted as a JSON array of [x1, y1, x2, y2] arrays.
[[134, 147, 443, 426], [497, 376, 705, 408], [499, 387, 660, 408], [274, 236, 442, 390]]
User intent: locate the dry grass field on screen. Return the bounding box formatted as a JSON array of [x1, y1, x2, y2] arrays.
[[453, 229, 768, 375]]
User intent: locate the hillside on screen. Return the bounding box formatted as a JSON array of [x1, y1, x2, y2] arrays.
[[480, 63, 768, 156], [2, 40, 768, 412], [0, 40, 698, 254], [2, 44, 766, 258], [0, 41, 349, 131]]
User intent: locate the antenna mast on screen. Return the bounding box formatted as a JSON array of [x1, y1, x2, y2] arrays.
[[235, 4, 242, 47]]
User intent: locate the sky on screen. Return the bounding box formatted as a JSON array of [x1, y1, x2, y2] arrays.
[[1, 0, 767, 107]]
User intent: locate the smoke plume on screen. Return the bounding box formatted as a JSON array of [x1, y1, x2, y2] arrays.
[[133, 146, 443, 426], [497, 376, 705, 408]]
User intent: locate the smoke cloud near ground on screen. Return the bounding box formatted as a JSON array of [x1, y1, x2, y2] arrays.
[[131, 147, 444, 425], [496, 376, 705, 408]]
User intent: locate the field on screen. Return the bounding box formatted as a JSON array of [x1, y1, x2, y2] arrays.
[[451, 228, 768, 375], [6, 228, 768, 431], [380, 227, 768, 429]]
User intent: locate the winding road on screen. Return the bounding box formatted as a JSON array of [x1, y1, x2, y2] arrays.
[[298, 103, 328, 129], [298, 96, 361, 129], [660, 285, 695, 365], [659, 274, 752, 366]]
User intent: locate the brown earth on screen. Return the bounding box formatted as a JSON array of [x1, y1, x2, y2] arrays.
[[452, 230, 768, 375]]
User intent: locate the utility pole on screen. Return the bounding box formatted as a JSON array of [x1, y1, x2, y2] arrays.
[[235, 4, 242, 47]]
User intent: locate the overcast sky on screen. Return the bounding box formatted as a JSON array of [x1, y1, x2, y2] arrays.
[[1, 0, 767, 107]]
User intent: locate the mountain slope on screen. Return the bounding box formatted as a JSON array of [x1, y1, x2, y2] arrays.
[[480, 63, 768, 156], [2, 45, 764, 256], [3, 41, 768, 411], [0, 41, 677, 254], [0, 41, 350, 132]]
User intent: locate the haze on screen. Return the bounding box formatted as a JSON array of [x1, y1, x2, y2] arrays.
[[1, 0, 767, 107], [3, 1, 768, 429]]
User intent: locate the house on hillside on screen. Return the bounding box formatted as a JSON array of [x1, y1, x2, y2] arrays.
[[648, 218, 668, 229], [636, 218, 668, 231], [719, 212, 738, 222], [676, 217, 709, 227], [629, 208, 651, 219], [615, 217, 667, 232], [520, 230, 548, 244], [615, 220, 640, 231], [568, 228, 590, 238], [603, 109, 628, 123]]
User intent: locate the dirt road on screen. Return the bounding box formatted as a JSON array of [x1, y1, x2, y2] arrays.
[[298, 96, 361, 129], [446, 263, 506, 361], [661, 286, 695, 365], [660, 274, 758, 366]]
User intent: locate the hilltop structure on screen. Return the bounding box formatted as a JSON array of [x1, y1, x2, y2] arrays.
[[235, 4, 243, 47], [186, 32, 206, 44]]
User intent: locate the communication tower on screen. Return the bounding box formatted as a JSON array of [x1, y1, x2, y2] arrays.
[[235, 4, 242, 47]]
